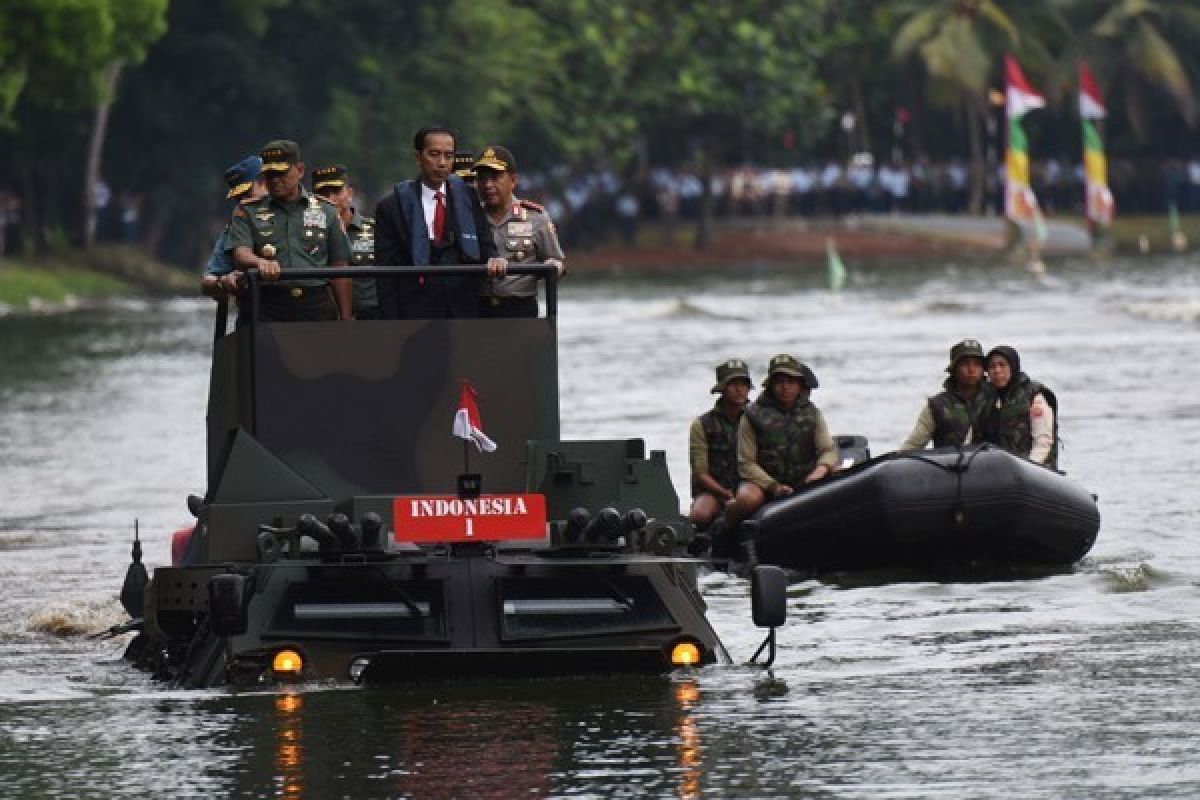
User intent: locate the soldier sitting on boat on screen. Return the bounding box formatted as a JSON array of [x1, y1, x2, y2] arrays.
[[983, 344, 1058, 468], [722, 354, 838, 540], [901, 338, 996, 450], [687, 359, 753, 532]]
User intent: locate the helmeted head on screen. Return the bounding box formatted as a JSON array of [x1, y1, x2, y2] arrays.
[[711, 358, 752, 393], [762, 353, 818, 390], [223, 155, 262, 200], [985, 345, 1021, 390], [946, 338, 985, 373]]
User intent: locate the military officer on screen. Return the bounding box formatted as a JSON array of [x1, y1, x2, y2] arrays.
[[201, 155, 265, 299], [901, 338, 996, 450], [687, 359, 753, 531], [473, 145, 565, 318], [312, 164, 380, 319], [724, 354, 838, 530], [225, 139, 353, 321]]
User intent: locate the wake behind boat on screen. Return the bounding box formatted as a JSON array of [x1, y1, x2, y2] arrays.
[[743, 441, 1100, 577]]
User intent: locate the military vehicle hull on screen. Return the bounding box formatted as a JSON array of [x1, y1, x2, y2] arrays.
[[120, 267, 737, 687]]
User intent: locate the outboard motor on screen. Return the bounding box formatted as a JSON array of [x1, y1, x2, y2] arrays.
[[119, 521, 149, 618]]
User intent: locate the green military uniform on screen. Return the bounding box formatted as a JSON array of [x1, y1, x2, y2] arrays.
[[313, 163, 379, 319], [345, 211, 378, 317], [689, 358, 752, 497], [226, 141, 351, 322], [901, 339, 994, 449], [738, 354, 837, 492]]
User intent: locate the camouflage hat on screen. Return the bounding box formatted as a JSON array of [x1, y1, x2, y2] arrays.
[[710, 358, 752, 393], [474, 145, 516, 173], [312, 164, 348, 191], [223, 155, 262, 199], [946, 338, 985, 372], [260, 139, 300, 173], [763, 354, 819, 389]]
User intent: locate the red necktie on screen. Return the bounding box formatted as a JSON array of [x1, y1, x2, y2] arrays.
[[433, 190, 446, 242]]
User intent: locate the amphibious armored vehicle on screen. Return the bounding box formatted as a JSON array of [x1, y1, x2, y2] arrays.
[[118, 267, 768, 688]]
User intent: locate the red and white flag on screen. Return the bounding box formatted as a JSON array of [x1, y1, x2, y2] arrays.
[[1005, 55, 1045, 119], [452, 380, 497, 452]]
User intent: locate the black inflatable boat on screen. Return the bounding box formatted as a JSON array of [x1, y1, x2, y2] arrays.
[[747, 442, 1100, 575]]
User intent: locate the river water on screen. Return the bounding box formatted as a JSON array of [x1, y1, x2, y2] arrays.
[[1, 255, 1198, 798]]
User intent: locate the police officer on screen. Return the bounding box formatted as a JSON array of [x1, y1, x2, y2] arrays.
[[984, 344, 1057, 467], [473, 145, 565, 318], [725, 354, 838, 530], [687, 359, 753, 531], [312, 164, 380, 319], [901, 338, 996, 449], [225, 139, 353, 321], [201, 155, 265, 299]]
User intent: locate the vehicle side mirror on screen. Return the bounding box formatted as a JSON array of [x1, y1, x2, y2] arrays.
[[751, 565, 787, 628], [748, 565, 787, 668]]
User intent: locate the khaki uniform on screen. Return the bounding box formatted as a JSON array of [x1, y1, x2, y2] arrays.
[[481, 199, 564, 306]]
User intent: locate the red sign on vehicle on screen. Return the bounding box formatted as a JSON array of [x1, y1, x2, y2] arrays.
[[392, 494, 548, 543]]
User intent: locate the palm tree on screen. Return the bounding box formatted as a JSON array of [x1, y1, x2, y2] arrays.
[[1050, 0, 1200, 140], [889, 0, 1029, 214]]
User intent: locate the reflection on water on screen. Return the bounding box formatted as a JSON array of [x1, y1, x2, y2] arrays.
[[2, 256, 1200, 796]]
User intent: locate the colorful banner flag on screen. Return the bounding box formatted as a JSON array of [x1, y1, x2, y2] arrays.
[[452, 380, 497, 452], [1079, 62, 1114, 228], [1004, 56, 1045, 231]]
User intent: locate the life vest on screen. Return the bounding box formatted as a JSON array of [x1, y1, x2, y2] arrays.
[[393, 175, 481, 265], [988, 373, 1059, 468], [744, 393, 820, 487], [927, 379, 994, 447], [698, 405, 740, 492]]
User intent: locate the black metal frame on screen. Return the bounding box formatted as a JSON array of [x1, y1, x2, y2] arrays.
[[212, 263, 560, 344]]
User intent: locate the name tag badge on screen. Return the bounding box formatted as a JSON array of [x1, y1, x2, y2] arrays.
[[303, 209, 325, 227], [507, 221, 534, 237]]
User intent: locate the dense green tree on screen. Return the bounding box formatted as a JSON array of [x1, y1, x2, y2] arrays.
[[1050, 0, 1200, 140]]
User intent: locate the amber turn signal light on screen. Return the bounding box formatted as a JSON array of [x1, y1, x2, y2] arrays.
[[272, 648, 304, 675]]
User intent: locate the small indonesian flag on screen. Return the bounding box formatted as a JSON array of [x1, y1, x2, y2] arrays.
[[453, 380, 497, 452], [1078, 61, 1106, 120], [1005, 55, 1044, 119]]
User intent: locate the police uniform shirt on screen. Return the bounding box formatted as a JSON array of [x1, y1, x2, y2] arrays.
[[482, 199, 564, 299], [225, 190, 351, 285]]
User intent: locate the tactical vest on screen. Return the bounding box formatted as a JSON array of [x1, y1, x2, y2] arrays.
[[744, 394, 819, 487], [989, 374, 1059, 468], [698, 406, 740, 492], [927, 380, 994, 447]]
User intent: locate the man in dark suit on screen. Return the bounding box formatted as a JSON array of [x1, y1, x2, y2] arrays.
[[374, 125, 506, 318]]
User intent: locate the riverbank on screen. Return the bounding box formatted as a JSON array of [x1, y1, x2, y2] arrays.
[[2, 214, 1195, 307], [568, 212, 1200, 273], [0, 245, 194, 312]]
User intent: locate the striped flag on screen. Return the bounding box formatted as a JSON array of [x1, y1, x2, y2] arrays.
[[1079, 62, 1114, 227], [1004, 56, 1045, 231], [452, 380, 497, 452]]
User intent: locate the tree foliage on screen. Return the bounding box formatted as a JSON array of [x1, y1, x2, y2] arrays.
[[1, 0, 1199, 263]]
